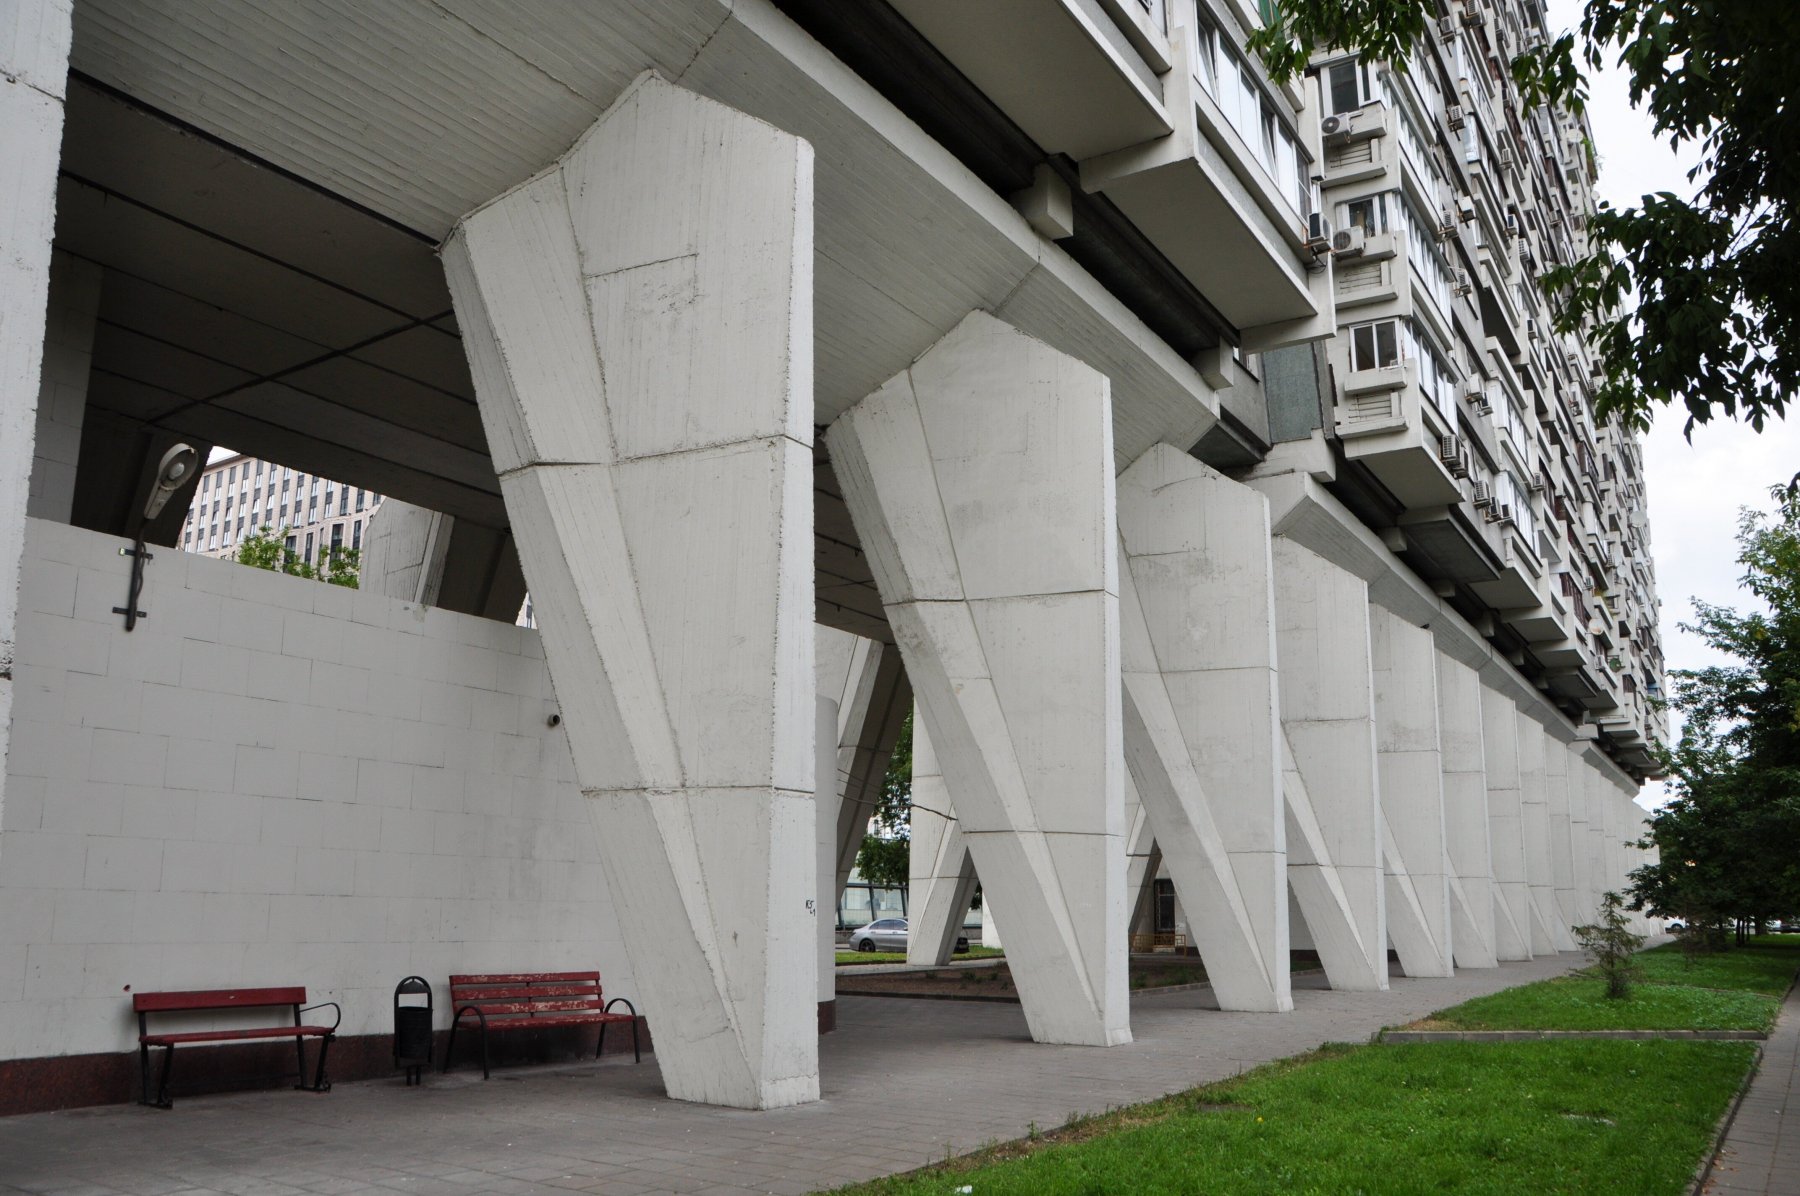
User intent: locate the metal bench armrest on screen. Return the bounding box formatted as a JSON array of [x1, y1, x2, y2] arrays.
[[603, 997, 638, 1018], [298, 1002, 342, 1033]]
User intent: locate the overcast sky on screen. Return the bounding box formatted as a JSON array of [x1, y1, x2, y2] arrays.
[[1544, 0, 1800, 807]]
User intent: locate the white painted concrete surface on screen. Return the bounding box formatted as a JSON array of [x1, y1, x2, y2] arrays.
[[830, 310, 1130, 1048], [444, 74, 818, 1109]]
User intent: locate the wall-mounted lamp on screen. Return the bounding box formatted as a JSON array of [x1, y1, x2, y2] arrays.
[[116, 443, 198, 632]]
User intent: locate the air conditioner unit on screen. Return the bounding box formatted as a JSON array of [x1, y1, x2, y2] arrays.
[[1460, 376, 1484, 400], [1452, 269, 1473, 296], [1499, 503, 1516, 525], [1456, 195, 1477, 223], [1446, 103, 1467, 132], [1439, 434, 1460, 463], [1471, 481, 1493, 508], [1332, 226, 1368, 257], [1464, 7, 1486, 27], [1305, 211, 1332, 253], [1505, 212, 1522, 239], [1499, 147, 1515, 172], [1438, 14, 1458, 41], [1321, 114, 1349, 145], [1436, 212, 1457, 241]]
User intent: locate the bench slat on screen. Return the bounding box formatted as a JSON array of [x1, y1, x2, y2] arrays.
[[450, 972, 599, 985], [133, 987, 306, 1012], [455, 999, 603, 1017], [450, 985, 598, 1002], [141, 1025, 333, 1046], [456, 1012, 633, 1031]]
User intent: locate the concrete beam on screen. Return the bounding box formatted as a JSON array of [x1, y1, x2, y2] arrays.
[[1371, 607, 1453, 977], [1273, 539, 1386, 991], [443, 74, 817, 1109], [1116, 445, 1290, 1011], [829, 309, 1130, 1047]]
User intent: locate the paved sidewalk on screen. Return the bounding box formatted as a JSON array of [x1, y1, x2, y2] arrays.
[[0, 953, 1589, 1196], [1705, 979, 1800, 1195]]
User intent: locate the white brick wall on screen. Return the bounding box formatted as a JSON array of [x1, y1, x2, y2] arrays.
[[0, 518, 627, 1059]]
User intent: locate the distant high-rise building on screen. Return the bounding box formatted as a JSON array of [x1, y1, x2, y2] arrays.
[[180, 451, 381, 570]]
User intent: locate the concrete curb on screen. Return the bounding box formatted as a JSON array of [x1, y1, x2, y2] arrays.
[[1378, 1029, 1767, 1042], [1688, 1044, 1765, 1196]]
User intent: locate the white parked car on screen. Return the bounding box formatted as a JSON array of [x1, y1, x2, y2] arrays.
[[846, 917, 968, 953]]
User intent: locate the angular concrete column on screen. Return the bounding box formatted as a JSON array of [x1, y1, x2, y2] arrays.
[[817, 629, 911, 900], [362, 499, 527, 622], [815, 695, 839, 1018], [1436, 653, 1496, 968], [443, 74, 817, 1109], [1122, 775, 1160, 937], [1514, 714, 1559, 955], [1544, 734, 1581, 950], [1371, 610, 1454, 977], [1565, 745, 1593, 924], [1116, 447, 1291, 1011], [906, 715, 979, 966], [27, 252, 100, 524], [1274, 540, 1386, 991], [829, 310, 1130, 1047], [1, 0, 73, 851], [1480, 686, 1533, 960], [1585, 763, 1610, 913]]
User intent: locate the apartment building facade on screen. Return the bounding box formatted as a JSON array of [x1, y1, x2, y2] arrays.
[[2, 0, 1660, 1115], [180, 452, 383, 566]]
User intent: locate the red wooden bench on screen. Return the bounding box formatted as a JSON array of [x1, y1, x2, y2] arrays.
[[442, 972, 639, 1079], [133, 986, 339, 1108]]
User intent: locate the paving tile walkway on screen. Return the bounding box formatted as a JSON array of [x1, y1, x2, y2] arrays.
[[0, 953, 1593, 1196], [1704, 978, 1800, 1194]]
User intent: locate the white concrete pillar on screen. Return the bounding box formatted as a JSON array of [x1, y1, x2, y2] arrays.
[[443, 75, 817, 1109], [1115, 446, 1291, 1011], [1544, 733, 1581, 949], [1565, 745, 1592, 925], [1273, 540, 1386, 991], [27, 251, 99, 524], [1515, 713, 1559, 955], [1371, 610, 1453, 977], [829, 310, 1130, 1047], [906, 714, 978, 965], [360, 499, 453, 604], [1122, 770, 1158, 939], [816, 696, 839, 1015], [1480, 686, 1533, 960], [1, 0, 74, 852], [1436, 653, 1496, 968], [1585, 761, 1610, 915], [817, 628, 911, 900]]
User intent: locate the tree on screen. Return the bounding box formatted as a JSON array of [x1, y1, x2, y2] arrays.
[[854, 711, 913, 889], [1629, 488, 1800, 937], [233, 525, 361, 589], [1574, 891, 1644, 999], [1252, 0, 1800, 437]]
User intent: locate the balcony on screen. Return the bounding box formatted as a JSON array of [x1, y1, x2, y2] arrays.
[[1080, 21, 1329, 346], [1319, 102, 1393, 186], [892, 0, 1170, 160], [1333, 364, 1466, 506]]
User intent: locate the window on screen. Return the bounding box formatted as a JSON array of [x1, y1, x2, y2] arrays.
[[1154, 878, 1177, 933], [255, 460, 263, 477], [338, 488, 349, 516], [330, 524, 343, 553], [1323, 57, 1380, 115], [228, 466, 237, 485], [355, 488, 366, 512], [304, 532, 314, 562], [280, 503, 288, 523], [285, 534, 296, 552], [352, 520, 363, 550], [1337, 193, 1389, 234], [1349, 320, 1400, 371]]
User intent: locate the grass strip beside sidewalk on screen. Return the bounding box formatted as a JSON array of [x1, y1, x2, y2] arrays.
[[825, 1040, 1754, 1196], [1415, 937, 1800, 1033]]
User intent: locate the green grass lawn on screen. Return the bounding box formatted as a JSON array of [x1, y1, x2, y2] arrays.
[[835, 946, 1004, 966], [825, 1040, 1754, 1196], [1421, 936, 1800, 1032]]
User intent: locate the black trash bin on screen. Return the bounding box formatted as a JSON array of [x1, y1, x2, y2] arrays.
[[394, 976, 433, 1085]]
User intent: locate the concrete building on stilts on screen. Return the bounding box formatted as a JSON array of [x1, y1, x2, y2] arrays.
[[0, 0, 1661, 1115]]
